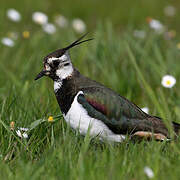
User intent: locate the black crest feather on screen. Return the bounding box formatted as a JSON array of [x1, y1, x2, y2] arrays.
[[37, 33, 93, 81], [63, 32, 93, 51], [45, 33, 93, 59]]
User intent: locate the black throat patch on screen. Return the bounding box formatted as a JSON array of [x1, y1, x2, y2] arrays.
[[54, 70, 80, 114]]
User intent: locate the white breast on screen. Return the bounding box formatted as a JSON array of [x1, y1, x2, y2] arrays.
[[63, 91, 125, 142]]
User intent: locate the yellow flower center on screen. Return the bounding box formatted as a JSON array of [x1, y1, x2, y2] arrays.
[[22, 31, 30, 39], [48, 116, 53, 122], [166, 80, 171, 85]]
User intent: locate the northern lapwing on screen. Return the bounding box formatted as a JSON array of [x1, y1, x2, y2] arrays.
[[35, 33, 180, 142]]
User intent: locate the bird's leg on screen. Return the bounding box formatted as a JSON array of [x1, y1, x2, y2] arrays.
[[131, 131, 167, 141]]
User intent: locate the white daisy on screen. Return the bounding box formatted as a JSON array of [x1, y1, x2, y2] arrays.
[[7, 9, 21, 22], [148, 18, 165, 34], [54, 15, 68, 28], [19, 127, 29, 131], [133, 30, 146, 39], [161, 75, 176, 88], [144, 166, 154, 178], [164, 6, 176, 17], [1, 37, 14, 47], [16, 130, 28, 139], [22, 133, 28, 139], [72, 18, 86, 33], [16, 127, 29, 139], [42, 23, 56, 34], [141, 107, 149, 114], [32, 12, 48, 25]]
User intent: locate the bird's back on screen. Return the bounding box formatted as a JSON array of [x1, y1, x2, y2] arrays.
[[73, 69, 170, 137]]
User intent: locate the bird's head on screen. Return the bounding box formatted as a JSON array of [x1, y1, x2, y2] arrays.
[[35, 33, 93, 81]]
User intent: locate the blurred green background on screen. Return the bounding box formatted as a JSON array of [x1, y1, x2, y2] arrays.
[[1, 0, 180, 31]]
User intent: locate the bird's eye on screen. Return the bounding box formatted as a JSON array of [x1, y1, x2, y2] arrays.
[[53, 60, 60, 66], [64, 63, 69, 67]]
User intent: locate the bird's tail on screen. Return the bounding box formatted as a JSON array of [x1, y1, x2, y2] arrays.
[[173, 121, 180, 135]]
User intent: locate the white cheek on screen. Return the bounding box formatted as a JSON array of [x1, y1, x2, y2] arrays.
[[59, 54, 68, 61], [56, 65, 73, 80], [48, 57, 59, 63]]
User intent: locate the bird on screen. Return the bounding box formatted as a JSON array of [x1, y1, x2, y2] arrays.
[[35, 33, 180, 142]]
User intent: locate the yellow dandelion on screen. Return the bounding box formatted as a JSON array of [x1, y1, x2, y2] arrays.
[[48, 116, 54, 122], [22, 31, 30, 39], [10, 121, 15, 130], [177, 43, 180, 50]]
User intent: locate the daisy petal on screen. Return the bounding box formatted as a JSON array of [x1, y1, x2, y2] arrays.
[[42, 23, 56, 34], [72, 18, 86, 33], [144, 166, 154, 178], [32, 12, 48, 25], [55, 15, 68, 28], [161, 75, 176, 88], [7, 9, 21, 22], [1, 37, 14, 47], [164, 6, 176, 17]]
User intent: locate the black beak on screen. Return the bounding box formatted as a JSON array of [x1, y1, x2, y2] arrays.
[[34, 70, 46, 80]]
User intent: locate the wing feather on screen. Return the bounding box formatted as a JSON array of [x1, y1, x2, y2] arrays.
[[77, 87, 169, 136]]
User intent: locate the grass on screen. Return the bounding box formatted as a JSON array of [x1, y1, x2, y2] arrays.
[[0, 1, 180, 179]]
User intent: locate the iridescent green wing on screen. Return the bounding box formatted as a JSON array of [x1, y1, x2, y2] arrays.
[[81, 86, 148, 120]]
